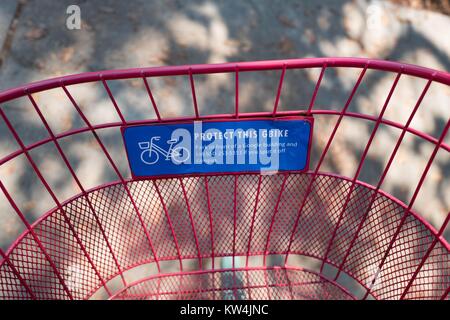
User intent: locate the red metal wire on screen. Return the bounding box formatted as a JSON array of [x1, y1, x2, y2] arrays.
[[0, 58, 448, 300], [357, 77, 434, 298], [400, 211, 450, 299], [307, 62, 327, 114], [1, 110, 447, 169], [233, 176, 238, 269], [179, 178, 203, 269], [204, 176, 215, 270], [62, 84, 162, 272], [363, 117, 449, 299], [235, 66, 239, 118], [27, 92, 126, 290], [188, 69, 200, 119], [272, 64, 286, 115], [142, 74, 162, 121], [109, 266, 357, 300], [1, 58, 449, 103], [333, 71, 403, 280], [263, 174, 288, 266], [0, 248, 36, 299], [442, 287, 449, 300], [152, 180, 183, 271], [246, 175, 262, 267], [101, 77, 126, 123], [284, 64, 369, 266]]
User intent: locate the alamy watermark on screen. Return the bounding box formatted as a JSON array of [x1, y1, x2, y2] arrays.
[[66, 5, 81, 30], [137, 122, 286, 173], [366, 0, 384, 31], [365, 264, 382, 291]]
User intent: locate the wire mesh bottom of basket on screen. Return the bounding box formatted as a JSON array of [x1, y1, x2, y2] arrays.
[[0, 173, 449, 300], [111, 267, 354, 300]]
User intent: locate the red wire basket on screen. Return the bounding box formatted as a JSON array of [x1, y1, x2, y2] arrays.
[[0, 58, 448, 300]]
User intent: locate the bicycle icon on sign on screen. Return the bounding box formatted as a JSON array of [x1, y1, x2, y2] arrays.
[[138, 136, 190, 165]]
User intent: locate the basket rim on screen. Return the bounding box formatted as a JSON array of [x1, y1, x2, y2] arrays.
[[0, 57, 449, 104]]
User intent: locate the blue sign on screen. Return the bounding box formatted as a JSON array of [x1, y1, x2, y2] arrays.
[[122, 118, 312, 177]]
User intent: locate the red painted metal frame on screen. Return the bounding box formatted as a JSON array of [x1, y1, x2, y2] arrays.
[[0, 58, 449, 300], [1, 171, 446, 300], [1, 58, 450, 103], [109, 266, 357, 300]]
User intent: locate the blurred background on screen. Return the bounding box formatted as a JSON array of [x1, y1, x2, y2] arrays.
[[0, 0, 449, 299]]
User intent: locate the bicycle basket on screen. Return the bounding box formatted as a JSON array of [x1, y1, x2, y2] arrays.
[[0, 58, 448, 300]]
